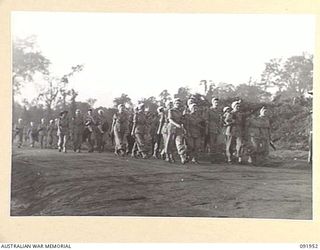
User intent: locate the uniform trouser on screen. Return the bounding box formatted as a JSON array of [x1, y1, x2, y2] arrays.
[[96, 131, 104, 152], [126, 134, 135, 154], [225, 135, 243, 159], [203, 134, 210, 152], [152, 134, 162, 155], [114, 130, 127, 152], [73, 131, 83, 151], [16, 131, 23, 146], [29, 133, 36, 147], [208, 132, 219, 154], [58, 133, 68, 150], [48, 134, 58, 148], [161, 132, 168, 155], [166, 132, 187, 156], [248, 136, 269, 163], [83, 128, 94, 152], [39, 134, 47, 148], [47, 134, 53, 147], [135, 133, 146, 153], [187, 136, 201, 160]]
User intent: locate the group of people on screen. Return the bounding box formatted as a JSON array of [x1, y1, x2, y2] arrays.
[[13, 96, 272, 165]]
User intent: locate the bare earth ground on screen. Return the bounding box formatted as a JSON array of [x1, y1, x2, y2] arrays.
[[11, 147, 312, 219]]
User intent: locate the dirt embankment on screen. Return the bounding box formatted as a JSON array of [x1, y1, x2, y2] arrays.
[[11, 148, 312, 219]]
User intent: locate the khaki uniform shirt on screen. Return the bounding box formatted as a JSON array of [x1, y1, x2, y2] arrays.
[[113, 112, 129, 133], [133, 112, 147, 134], [206, 108, 222, 134]]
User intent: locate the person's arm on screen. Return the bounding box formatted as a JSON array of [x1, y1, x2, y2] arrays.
[[156, 113, 164, 135], [110, 115, 116, 134], [225, 112, 235, 126], [168, 110, 181, 128], [131, 113, 137, 136]]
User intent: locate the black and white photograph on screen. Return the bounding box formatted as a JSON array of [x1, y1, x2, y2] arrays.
[[11, 12, 314, 219]]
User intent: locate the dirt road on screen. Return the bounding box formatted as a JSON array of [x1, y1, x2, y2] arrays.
[[11, 148, 312, 219]]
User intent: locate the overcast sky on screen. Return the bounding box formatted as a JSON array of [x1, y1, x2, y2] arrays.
[[12, 12, 315, 108]]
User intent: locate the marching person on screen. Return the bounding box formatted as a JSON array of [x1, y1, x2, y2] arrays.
[[160, 100, 173, 160], [185, 103, 204, 164], [47, 119, 56, 149], [27, 121, 38, 148], [222, 106, 232, 140], [205, 97, 222, 162], [246, 106, 271, 165], [166, 98, 187, 164], [57, 111, 69, 153], [111, 104, 129, 156], [152, 106, 165, 159], [72, 109, 84, 153], [14, 118, 25, 148], [83, 108, 96, 153], [37, 118, 47, 149], [224, 100, 243, 164], [96, 109, 108, 153], [131, 103, 148, 159], [126, 107, 136, 156]]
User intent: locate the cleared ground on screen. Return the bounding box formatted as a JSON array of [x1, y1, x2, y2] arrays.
[[11, 147, 312, 219]]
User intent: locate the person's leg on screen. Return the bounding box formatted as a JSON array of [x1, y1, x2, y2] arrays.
[[193, 137, 201, 163], [18, 131, 23, 147], [165, 132, 175, 162], [62, 134, 68, 153], [225, 135, 234, 162], [236, 137, 244, 163], [57, 134, 63, 151], [135, 133, 147, 158], [175, 134, 187, 164]]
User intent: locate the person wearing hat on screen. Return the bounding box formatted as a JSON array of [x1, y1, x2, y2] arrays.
[[37, 118, 48, 149], [224, 101, 243, 163], [27, 121, 38, 148], [150, 106, 164, 159], [205, 97, 223, 162], [222, 106, 232, 140], [246, 106, 271, 165], [183, 98, 196, 116], [14, 118, 25, 148], [47, 119, 57, 149], [57, 111, 69, 153], [71, 109, 84, 153], [225, 100, 261, 164], [127, 106, 138, 157], [166, 98, 187, 164], [96, 109, 108, 153], [160, 100, 173, 160], [131, 103, 148, 159], [83, 108, 96, 153], [185, 103, 204, 163], [111, 104, 129, 156]]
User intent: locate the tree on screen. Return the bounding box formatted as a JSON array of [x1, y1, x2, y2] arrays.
[[234, 83, 271, 103], [208, 82, 235, 99], [37, 64, 84, 115], [138, 96, 158, 112], [174, 86, 191, 103], [12, 35, 50, 95], [37, 76, 60, 120], [86, 98, 97, 108], [69, 89, 78, 116], [159, 89, 171, 106], [113, 94, 132, 108], [260, 54, 313, 98], [58, 64, 84, 110]]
